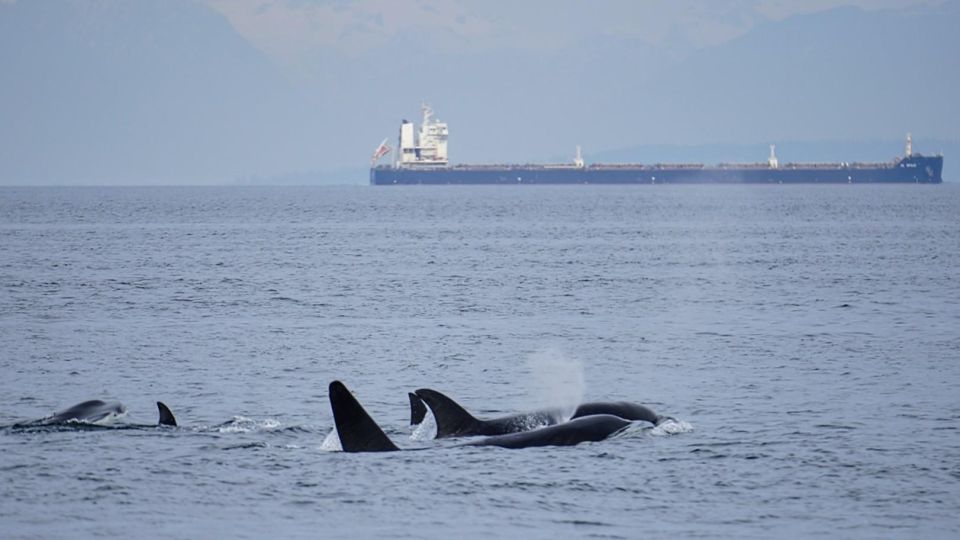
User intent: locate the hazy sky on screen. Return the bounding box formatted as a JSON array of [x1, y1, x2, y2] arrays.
[[0, 0, 956, 184], [190, 0, 960, 171], [205, 0, 942, 61]]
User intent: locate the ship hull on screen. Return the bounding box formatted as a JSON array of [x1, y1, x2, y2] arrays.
[[371, 156, 943, 185]]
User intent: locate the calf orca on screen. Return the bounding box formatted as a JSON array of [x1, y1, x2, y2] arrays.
[[412, 388, 662, 438], [329, 381, 631, 453], [13, 400, 177, 428]]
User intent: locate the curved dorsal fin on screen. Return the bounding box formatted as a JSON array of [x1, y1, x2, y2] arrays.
[[413, 389, 482, 438], [328, 381, 399, 452], [409, 392, 427, 426], [157, 402, 177, 426]]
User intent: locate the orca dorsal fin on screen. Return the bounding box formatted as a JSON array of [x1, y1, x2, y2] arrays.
[[414, 389, 482, 438], [409, 392, 427, 426], [328, 381, 399, 452], [157, 402, 177, 426]]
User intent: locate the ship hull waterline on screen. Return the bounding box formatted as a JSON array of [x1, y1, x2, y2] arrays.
[[370, 156, 943, 185]]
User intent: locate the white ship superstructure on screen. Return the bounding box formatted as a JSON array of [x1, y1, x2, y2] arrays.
[[397, 104, 448, 167]]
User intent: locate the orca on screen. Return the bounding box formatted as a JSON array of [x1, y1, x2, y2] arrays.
[[412, 388, 663, 439], [329, 381, 399, 452], [12, 400, 177, 428], [409, 392, 427, 426], [156, 401, 178, 427], [42, 399, 128, 425], [468, 414, 632, 449], [328, 381, 631, 453]]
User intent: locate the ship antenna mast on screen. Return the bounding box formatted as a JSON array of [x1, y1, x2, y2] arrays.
[[905, 133, 913, 157], [422, 103, 433, 126]]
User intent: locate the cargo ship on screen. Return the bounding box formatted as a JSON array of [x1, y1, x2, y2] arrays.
[[369, 105, 943, 185]]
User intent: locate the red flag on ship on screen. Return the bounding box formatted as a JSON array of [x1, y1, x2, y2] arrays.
[[371, 138, 391, 164]]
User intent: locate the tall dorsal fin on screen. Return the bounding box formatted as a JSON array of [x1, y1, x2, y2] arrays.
[[409, 392, 427, 426], [157, 402, 177, 426], [414, 389, 482, 438], [328, 381, 399, 452]]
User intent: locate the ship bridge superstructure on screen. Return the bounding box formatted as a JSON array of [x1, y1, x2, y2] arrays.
[[396, 104, 448, 167]]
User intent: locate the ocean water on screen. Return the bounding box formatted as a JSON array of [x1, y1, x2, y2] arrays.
[[1, 184, 958, 539]]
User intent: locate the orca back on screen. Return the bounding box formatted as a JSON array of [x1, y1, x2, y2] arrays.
[[413, 389, 485, 438], [472, 414, 631, 450], [328, 381, 399, 453], [408, 392, 427, 426], [573, 401, 660, 425], [47, 400, 126, 424], [157, 402, 177, 426]]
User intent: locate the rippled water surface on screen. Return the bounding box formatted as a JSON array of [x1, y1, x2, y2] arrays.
[[1, 185, 959, 539]]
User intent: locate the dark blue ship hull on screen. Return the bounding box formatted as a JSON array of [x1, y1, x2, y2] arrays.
[[371, 155, 943, 185]]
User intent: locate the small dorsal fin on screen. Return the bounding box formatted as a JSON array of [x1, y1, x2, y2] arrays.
[[414, 389, 482, 438], [328, 381, 399, 452], [157, 401, 177, 426], [409, 392, 427, 426]]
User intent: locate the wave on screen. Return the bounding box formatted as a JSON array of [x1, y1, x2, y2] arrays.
[[652, 418, 694, 436], [320, 427, 342, 451], [611, 418, 693, 439], [409, 412, 437, 441]]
